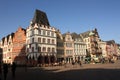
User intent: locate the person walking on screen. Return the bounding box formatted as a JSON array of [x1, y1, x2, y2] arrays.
[[78, 60, 82, 67], [3, 63, 8, 80], [72, 60, 75, 68], [11, 62, 16, 78]]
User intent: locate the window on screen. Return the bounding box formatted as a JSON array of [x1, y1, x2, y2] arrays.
[[51, 32, 54, 37], [32, 30, 34, 35], [38, 38, 41, 43], [43, 30, 46, 35], [66, 50, 73, 54], [47, 47, 51, 52], [57, 50, 64, 54], [57, 42, 63, 47], [32, 47, 34, 52], [34, 29, 38, 34], [52, 48, 55, 52], [47, 39, 50, 44], [52, 39, 54, 44], [32, 38, 34, 43], [38, 47, 41, 52], [43, 47, 46, 52], [47, 31, 50, 36], [39, 29, 41, 35], [8, 49, 10, 51], [36, 44, 38, 49], [66, 43, 72, 47], [43, 38, 46, 43], [29, 44, 31, 48]]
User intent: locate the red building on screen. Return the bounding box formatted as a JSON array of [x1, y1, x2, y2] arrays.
[[12, 27, 26, 65]]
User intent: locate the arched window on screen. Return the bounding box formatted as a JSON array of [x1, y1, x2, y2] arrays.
[[32, 47, 34, 52], [47, 47, 51, 52], [47, 39, 50, 44], [52, 39, 54, 44], [52, 48, 55, 52], [38, 47, 41, 52], [43, 38, 46, 43], [43, 47, 46, 52]]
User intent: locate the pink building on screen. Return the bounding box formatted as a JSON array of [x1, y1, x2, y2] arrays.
[[106, 40, 118, 60]]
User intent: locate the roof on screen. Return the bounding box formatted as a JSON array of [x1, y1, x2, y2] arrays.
[[71, 32, 83, 41], [71, 32, 79, 38], [32, 9, 50, 26], [1, 33, 14, 45], [80, 28, 99, 38], [7, 33, 15, 42], [106, 40, 115, 45], [62, 32, 71, 41], [80, 31, 91, 38], [62, 32, 84, 41]]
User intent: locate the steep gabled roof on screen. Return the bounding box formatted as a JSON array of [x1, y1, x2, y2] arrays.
[[2, 37, 5, 45], [11, 33, 15, 39], [32, 9, 50, 26], [6, 33, 15, 42]]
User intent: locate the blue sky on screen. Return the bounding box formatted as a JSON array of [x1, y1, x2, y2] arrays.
[[0, 0, 120, 43]]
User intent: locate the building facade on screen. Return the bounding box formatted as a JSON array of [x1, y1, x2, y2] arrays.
[[0, 9, 120, 65], [99, 41, 107, 58], [106, 40, 118, 61], [0, 33, 14, 64], [12, 27, 26, 65], [80, 28, 102, 62], [71, 33, 86, 61], [0, 27, 26, 65], [26, 10, 57, 66], [56, 30, 64, 62], [62, 32, 74, 63]]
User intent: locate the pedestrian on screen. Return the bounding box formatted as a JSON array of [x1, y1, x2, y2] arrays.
[[11, 62, 16, 78], [78, 60, 82, 67], [3, 63, 8, 80], [72, 60, 75, 68]]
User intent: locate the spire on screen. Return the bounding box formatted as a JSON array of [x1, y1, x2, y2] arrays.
[[32, 9, 50, 26]]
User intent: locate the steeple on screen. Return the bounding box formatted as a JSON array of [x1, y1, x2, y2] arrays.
[[32, 9, 50, 26]]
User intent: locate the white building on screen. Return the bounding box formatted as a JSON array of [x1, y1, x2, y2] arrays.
[[26, 10, 57, 65], [71, 33, 86, 61], [0, 33, 14, 64]]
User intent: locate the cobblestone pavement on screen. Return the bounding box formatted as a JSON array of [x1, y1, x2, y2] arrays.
[[1, 60, 120, 80]]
